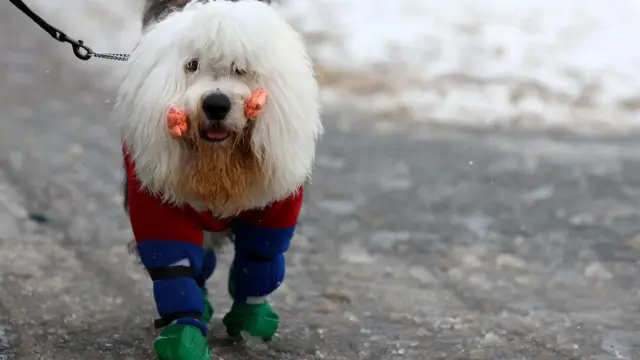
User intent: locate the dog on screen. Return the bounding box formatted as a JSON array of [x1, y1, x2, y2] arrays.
[[112, 1, 322, 358]]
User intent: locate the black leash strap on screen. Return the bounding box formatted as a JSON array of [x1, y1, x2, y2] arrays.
[[9, 0, 130, 62]]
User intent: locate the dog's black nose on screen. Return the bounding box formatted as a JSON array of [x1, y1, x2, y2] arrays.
[[202, 92, 231, 121]]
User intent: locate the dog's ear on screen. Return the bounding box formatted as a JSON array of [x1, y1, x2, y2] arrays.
[[142, 0, 272, 29], [142, 0, 192, 29]]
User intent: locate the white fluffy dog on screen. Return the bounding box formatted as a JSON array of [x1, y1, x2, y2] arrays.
[[112, 1, 322, 358], [117, 0, 322, 216]]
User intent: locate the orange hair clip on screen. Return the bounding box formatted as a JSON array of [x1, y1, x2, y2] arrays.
[[167, 105, 188, 138], [244, 88, 268, 120]]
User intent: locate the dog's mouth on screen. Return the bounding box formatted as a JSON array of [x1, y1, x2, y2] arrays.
[[200, 125, 232, 142]]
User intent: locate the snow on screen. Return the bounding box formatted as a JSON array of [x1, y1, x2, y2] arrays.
[[23, 0, 640, 132], [279, 0, 640, 132]]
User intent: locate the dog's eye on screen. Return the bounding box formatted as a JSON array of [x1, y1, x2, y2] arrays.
[[185, 59, 199, 72], [231, 63, 247, 76]]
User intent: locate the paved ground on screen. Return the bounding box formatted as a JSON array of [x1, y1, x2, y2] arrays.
[[2, 2, 640, 360]]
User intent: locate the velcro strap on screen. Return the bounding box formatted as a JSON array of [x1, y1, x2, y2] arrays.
[[148, 265, 195, 281], [247, 253, 273, 262], [153, 312, 201, 329]]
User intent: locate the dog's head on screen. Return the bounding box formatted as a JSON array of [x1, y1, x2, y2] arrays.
[[115, 0, 322, 216]]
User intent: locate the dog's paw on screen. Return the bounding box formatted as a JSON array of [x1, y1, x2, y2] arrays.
[[222, 301, 279, 341], [154, 324, 211, 360]]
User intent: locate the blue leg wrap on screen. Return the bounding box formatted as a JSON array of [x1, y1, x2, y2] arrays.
[[137, 240, 208, 336], [229, 222, 294, 301], [195, 250, 216, 288]]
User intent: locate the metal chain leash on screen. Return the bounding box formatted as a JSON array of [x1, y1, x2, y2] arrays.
[[91, 52, 131, 62]]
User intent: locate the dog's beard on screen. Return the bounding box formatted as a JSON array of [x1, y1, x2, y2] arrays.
[[175, 123, 266, 216]]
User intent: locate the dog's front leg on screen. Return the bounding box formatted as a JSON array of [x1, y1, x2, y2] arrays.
[[136, 240, 213, 360], [124, 160, 213, 360], [221, 187, 305, 341]]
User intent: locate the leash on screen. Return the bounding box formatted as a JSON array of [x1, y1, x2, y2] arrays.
[[9, 0, 130, 62]]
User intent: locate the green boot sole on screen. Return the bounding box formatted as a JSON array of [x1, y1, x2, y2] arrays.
[[222, 301, 280, 341], [153, 324, 211, 360], [226, 264, 280, 340]]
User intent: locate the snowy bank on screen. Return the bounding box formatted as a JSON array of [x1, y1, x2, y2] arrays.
[[280, 0, 640, 133], [20, 0, 640, 133]]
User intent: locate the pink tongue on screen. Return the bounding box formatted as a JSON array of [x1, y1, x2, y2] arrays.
[[206, 130, 229, 139]]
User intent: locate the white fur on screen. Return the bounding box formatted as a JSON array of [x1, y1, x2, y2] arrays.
[[113, 0, 322, 213]]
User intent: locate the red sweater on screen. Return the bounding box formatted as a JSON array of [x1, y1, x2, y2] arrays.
[[123, 150, 303, 246]]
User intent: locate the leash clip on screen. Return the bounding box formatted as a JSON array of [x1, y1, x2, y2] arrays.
[[71, 39, 93, 61], [57, 32, 93, 61]]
